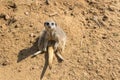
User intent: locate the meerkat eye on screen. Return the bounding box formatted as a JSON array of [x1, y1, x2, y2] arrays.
[[46, 22, 49, 26], [51, 23, 54, 26]]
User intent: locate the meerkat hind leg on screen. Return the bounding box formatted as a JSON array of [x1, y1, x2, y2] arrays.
[[56, 51, 64, 62]]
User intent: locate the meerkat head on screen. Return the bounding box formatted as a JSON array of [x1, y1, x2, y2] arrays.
[[44, 21, 57, 31]]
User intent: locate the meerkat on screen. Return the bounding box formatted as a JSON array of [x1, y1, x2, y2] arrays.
[[33, 20, 67, 69], [48, 45, 54, 69]]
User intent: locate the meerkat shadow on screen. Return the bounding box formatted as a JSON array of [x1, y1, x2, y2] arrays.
[[17, 37, 39, 63]]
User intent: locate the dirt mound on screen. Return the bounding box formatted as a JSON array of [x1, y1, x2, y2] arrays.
[[0, 0, 120, 80]]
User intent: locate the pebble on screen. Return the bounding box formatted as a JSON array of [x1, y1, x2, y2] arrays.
[[5, 14, 10, 20], [49, 12, 58, 17], [14, 24, 20, 28], [2, 60, 9, 66], [102, 36, 107, 39], [30, 39, 34, 43], [8, 2, 17, 9], [24, 12, 29, 15], [69, 6, 74, 10], [30, 67, 35, 70], [108, 5, 115, 11], [77, 59, 81, 63], [29, 33, 36, 37], [102, 15, 108, 21], [52, 70, 57, 74], [0, 13, 10, 20], [29, 24, 33, 27], [0, 24, 7, 30], [18, 69, 21, 72]]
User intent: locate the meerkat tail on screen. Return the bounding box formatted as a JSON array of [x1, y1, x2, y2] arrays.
[[56, 52, 64, 61], [33, 51, 42, 56], [48, 46, 54, 69]]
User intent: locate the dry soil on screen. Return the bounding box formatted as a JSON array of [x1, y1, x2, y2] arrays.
[[0, 0, 120, 80]]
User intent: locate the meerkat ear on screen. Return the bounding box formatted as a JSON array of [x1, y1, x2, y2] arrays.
[[44, 22, 46, 26]]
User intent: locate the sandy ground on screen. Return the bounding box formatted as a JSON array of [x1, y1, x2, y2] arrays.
[[0, 0, 120, 80]]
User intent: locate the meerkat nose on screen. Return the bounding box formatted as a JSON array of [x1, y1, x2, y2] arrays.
[[48, 26, 51, 28]]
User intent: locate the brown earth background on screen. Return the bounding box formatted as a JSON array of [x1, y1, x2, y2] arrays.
[[0, 0, 120, 80]]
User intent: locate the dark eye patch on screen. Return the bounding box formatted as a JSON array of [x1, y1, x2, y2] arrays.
[[46, 22, 49, 26], [51, 23, 54, 25], [44, 22, 49, 26]]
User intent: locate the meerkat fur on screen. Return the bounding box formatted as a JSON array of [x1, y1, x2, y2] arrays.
[[33, 20, 67, 68]]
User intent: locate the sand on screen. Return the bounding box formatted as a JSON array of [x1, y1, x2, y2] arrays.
[[0, 0, 120, 80]]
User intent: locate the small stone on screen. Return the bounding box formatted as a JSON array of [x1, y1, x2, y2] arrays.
[[29, 33, 35, 37], [36, 30, 40, 33], [108, 5, 115, 11], [2, 60, 9, 66], [52, 70, 57, 74], [77, 59, 81, 63], [1, 34, 4, 36], [2, 63, 7, 66], [69, 6, 73, 10], [64, 11, 68, 15], [30, 67, 35, 70], [30, 40, 34, 43], [15, 38, 19, 40], [24, 12, 29, 15], [8, 2, 17, 9], [18, 69, 21, 72], [107, 58, 112, 62], [53, 2, 58, 6], [71, 13, 74, 16], [102, 15, 108, 21], [0, 13, 10, 20], [15, 23, 21, 28], [29, 24, 33, 27], [102, 36, 107, 39], [5, 14, 10, 20], [83, 36, 85, 38], [14, 25, 18, 28], [49, 12, 58, 17], [1, 24, 7, 30]]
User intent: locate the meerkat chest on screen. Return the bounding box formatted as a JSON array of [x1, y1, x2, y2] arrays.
[[47, 31, 57, 40]]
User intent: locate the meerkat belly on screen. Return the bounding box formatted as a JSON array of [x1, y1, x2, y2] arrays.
[[47, 32, 57, 47]]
